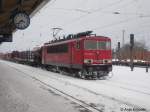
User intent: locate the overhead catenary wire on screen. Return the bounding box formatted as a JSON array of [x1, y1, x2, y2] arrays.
[[93, 10, 150, 17], [59, 0, 127, 27], [37, 0, 142, 30], [61, 1, 150, 33], [91, 16, 147, 31], [58, 0, 144, 30], [47, 8, 91, 14], [48, 7, 150, 18], [30, 0, 150, 45]]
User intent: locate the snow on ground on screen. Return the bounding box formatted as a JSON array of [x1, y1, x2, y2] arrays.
[[0, 62, 83, 112], [1, 60, 150, 112]]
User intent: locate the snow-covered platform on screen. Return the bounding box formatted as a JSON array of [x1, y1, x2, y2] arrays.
[[0, 60, 150, 112]]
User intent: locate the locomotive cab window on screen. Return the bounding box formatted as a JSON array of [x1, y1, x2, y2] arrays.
[[98, 42, 105, 49], [106, 41, 111, 50], [84, 40, 97, 50], [98, 41, 111, 50], [84, 40, 111, 50]]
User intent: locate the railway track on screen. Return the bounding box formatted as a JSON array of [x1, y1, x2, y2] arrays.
[[42, 75, 150, 111], [4, 61, 150, 112], [32, 77, 103, 112], [93, 80, 150, 96], [7, 63, 103, 112], [37, 69, 150, 97], [106, 79, 150, 91]]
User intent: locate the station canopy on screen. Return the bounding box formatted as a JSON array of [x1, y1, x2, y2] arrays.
[[0, 0, 50, 43]]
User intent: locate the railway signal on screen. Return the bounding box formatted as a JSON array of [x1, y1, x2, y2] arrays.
[[130, 34, 134, 71], [117, 42, 121, 62], [130, 34, 134, 48]]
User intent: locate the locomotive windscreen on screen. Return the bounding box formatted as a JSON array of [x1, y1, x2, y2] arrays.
[[98, 41, 111, 50], [84, 40, 111, 50]]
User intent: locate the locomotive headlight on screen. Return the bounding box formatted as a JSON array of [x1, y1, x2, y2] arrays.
[[103, 59, 112, 63], [107, 60, 112, 63], [84, 59, 93, 64]]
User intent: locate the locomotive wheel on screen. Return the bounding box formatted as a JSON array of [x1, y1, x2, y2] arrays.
[[71, 72, 79, 78], [80, 70, 88, 79], [98, 72, 108, 80], [69, 69, 79, 78], [81, 75, 85, 79]]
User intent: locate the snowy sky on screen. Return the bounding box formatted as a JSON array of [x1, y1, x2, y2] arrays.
[[0, 0, 150, 52]]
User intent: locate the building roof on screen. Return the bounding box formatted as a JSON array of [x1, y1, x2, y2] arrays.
[[0, 0, 50, 34]]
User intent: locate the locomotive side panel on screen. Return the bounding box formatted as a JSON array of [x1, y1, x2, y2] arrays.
[[70, 40, 84, 69], [42, 43, 72, 67]]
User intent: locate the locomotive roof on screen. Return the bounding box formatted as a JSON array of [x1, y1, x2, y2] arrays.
[[44, 36, 111, 47]]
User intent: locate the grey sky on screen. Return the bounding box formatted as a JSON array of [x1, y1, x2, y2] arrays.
[[0, 0, 150, 52]]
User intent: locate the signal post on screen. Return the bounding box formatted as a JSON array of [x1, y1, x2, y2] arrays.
[[130, 34, 134, 71]]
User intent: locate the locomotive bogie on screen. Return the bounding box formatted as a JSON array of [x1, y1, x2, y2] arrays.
[[77, 64, 112, 79]]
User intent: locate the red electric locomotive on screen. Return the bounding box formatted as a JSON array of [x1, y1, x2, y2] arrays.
[[41, 31, 112, 79]]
